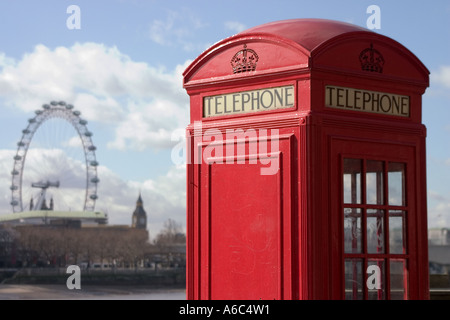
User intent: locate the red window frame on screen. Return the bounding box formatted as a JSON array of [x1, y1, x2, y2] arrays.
[[341, 155, 410, 300]]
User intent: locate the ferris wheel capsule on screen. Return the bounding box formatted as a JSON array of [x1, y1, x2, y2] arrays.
[[90, 160, 99, 166]]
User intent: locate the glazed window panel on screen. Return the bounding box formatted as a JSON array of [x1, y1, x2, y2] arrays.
[[342, 158, 409, 300], [345, 259, 364, 300], [389, 210, 406, 254], [390, 259, 408, 300], [388, 162, 406, 206], [344, 208, 362, 253], [367, 209, 385, 254], [343, 158, 362, 204], [366, 160, 384, 205]]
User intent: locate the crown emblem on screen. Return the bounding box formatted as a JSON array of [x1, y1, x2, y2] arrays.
[[231, 44, 259, 74], [359, 43, 384, 73]]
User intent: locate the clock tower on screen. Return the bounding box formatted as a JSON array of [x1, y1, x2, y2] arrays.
[[132, 193, 147, 229]]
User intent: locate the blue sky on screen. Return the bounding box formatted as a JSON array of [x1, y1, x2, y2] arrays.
[[0, 0, 449, 239]]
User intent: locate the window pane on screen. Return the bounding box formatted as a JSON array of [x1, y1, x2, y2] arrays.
[[366, 160, 384, 205], [344, 208, 362, 253], [345, 259, 363, 300], [388, 162, 405, 206], [390, 260, 408, 300], [344, 159, 361, 204], [367, 259, 385, 300], [367, 209, 384, 253], [389, 210, 406, 254]]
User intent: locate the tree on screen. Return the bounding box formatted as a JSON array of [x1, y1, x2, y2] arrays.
[[0, 225, 18, 267], [154, 219, 185, 246], [154, 219, 186, 268]]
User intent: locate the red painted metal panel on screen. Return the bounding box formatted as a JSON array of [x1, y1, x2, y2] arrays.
[[190, 132, 295, 299], [208, 161, 281, 300]]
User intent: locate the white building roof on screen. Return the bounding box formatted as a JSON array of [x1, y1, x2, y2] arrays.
[[0, 210, 107, 225]]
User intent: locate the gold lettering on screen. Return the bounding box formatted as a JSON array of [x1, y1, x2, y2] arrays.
[[325, 85, 409, 117], [203, 85, 295, 118]]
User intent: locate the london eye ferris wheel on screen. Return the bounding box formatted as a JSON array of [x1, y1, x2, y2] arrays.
[[10, 101, 99, 213]]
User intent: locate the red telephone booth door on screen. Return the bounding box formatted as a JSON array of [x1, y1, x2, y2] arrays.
[[331, 139, 426, 300], [194, 132, 295, 300]]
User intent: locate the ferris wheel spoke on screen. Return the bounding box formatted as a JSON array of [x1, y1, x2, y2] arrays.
[[10, 101, 99, 213]]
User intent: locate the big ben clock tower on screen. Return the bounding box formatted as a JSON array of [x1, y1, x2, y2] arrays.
[[132, 193, 147, 229]]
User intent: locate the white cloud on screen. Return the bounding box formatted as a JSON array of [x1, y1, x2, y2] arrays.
[[62, 136, 83, 148], [224, 21, 247, 34], [79, 162, 186, 240], [428, 190, 450, 229], [0, 43, 191, 150], [0, 53, 14, 68], [429, 190, 448, 202], [149, 10, 186, 46], [107, 98, 187, 150], [428, 201, 450, 229], [431, 65, 450, 88], [149, 9, 208, 52], [149, 164, 186, 208]]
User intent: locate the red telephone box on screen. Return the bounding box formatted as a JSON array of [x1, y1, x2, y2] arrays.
[[183, 19, 430, 300]]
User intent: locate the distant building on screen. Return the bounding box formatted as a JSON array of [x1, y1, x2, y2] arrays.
[[0, 210, 107, 227], [429, 228, 450, 275], [132, 193, 147, 230], [429, 228, 450, 246]]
